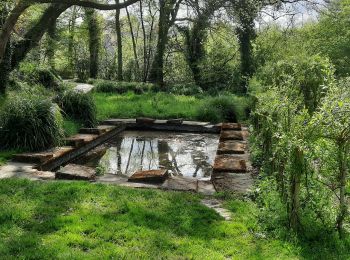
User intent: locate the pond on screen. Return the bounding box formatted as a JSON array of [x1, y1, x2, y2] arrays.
[[79, 131, 219, 180]]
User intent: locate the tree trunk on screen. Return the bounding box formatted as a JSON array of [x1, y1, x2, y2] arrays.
[[148, 0, 169, 86], [289, 146, 303, 231], [68, 6, 78, 74], [85, 8, 101, 79], [126, 5, 140, 79], [11, 4, 71, 70], [46, 20, 57, 70], [336, 140, 348, 239], [139, 0, 147, 82], [0, 2, 30, 64], [115, 0, 123, 81]]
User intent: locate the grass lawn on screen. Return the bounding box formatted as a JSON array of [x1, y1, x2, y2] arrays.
[[0, 179, 347, 259], [93, 92, 204, 121]]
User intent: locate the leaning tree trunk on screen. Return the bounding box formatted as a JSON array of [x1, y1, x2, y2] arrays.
[[126, 5, 140, 79], [46, 20, 57, 70], [85, 8, 101, 79], [11, 4, 71, 70], [115, 0, 123, 81]]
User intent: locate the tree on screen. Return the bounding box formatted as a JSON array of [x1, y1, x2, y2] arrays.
[[85, 8, 102, 78], [115, 0, 123, 81], [148, 0, 182, 86]]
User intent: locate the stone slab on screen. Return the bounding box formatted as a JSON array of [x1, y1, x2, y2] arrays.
[[201, 199, 232, 220], [128, 169, 169, 183], [167, 119, 183, 125], [212, 173, 253, 193], [103, 119, 137, 125], [136, 117, 156, 124], [197, 180, 216, 196], [220, 130, 244, 141], [14, 152, 53, 164], [213, 155, 247, 173], [56, 164, 96, 181], [162, 176, 198, 192], [217, 141, 246, 155], [222, 123, 242, 131], [40, 124, 125, 171]]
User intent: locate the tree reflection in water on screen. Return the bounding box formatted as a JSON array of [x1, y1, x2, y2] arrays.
[[93, 131, 219, 180]]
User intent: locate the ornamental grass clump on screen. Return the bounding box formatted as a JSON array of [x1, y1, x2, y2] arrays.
[[56, 90, 97, 127], [0, 94, 64, 151]]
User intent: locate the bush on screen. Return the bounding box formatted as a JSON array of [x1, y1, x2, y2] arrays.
[[196, 96, 249, 123], [0, 94, 64, 151], [19, 64, 62, 91], [56, 90, 97, 127], [168, 83, 203, 96], [76, 59, 90, 83], [94, 80, 155, 94]]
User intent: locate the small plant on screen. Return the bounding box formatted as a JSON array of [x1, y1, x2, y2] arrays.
[[0, 94, 64, 151], [168, 83, 203, 96], [96, 164, 107, 176], [56, 90, 97, 127]]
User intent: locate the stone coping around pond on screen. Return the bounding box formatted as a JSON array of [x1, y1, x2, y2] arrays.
[[5, 120, 254, 195], [102, 119, 221, 133]]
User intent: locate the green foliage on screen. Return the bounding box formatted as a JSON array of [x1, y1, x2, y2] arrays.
[[168, 83, 203, 96], [94, 80, 155, 94], [256, 54, 334, 113], [0, 150, 18, 166], [197, 95, 249, 123], [18, 63, 63, 91], [63, 119, 82, 137], [56, 90, 97, 127], [251, 73, 350, 237], [0, 94, 63, 151], [76, 59, 90, 83]]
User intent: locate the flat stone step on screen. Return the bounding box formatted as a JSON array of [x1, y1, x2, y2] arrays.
[[162, 176, 198, 192], [167, 118, 184, 125], [217, 141, 246, 155], [136, 117, 156, 124], [220, 130, 244, 141], [213, 155, 247, 173], [56, 164, 96, 181], [201, 199, 232, 221], [128, 169, 169, 183], [14, 152, 54, 164], [222, 123, 242, 131], [78, 125, 114, 135], [212, 173, 253, 193], [65, 134, 99, 147]]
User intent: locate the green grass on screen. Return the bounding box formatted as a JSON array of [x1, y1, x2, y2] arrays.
[[63, 119, 82, 137], [0, 179, 348, 259], [0, 179, 306, 259], [0, 150, 18, 166], [93, 92, 203, 121]]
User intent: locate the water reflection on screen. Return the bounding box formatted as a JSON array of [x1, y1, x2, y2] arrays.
[[92, 131, 219, 180]]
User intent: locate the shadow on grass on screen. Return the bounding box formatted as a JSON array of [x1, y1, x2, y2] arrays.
[[0, 179, 348, 259]]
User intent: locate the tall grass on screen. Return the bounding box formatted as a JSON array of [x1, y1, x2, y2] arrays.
[[0, 94, 64, 151], [56, 90, 97, 127]]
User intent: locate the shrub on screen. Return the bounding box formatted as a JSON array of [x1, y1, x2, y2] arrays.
[[19, 64, 62, 91], [197, 96, 247, 123], [168, 83, 203, 96], [0, 94, 64, 151], [56, 90, 97, 127], [76, 59, 90, 83], [94, 80, 155, 94]]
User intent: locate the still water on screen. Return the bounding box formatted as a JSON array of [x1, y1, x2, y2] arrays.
[[86, 131, 219, 180]]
